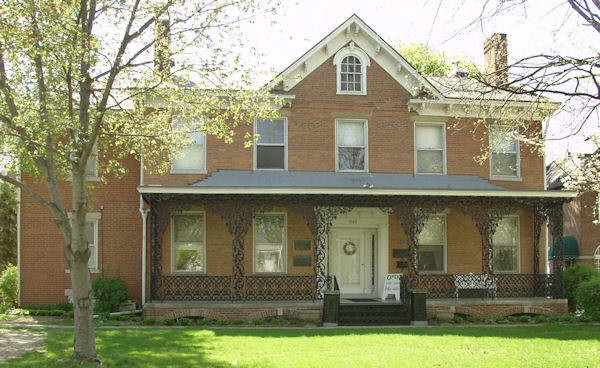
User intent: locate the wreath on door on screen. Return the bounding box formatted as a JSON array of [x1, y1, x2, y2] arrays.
[[343, 241, 357, 256]]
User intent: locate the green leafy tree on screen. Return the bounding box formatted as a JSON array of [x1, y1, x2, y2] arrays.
[[0, 0, 279, 362], [397, 41, 480, 77], [0, 182, 16, 271]]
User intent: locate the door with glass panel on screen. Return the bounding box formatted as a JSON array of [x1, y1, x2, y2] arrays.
[[329, 229, 375, 295]]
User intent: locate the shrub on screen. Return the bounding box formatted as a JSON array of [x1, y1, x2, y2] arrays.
[[91, 276, 129, 314], [532, 315, 548, 324], [519, 314, 532, 323], [575, 278, 600, 319], [162, 318, 175, 325], [216, 319, 228, 326], [0, 264, 18, 308], [269, 317, 284, 324], [288, 319, 298, 325], [143, 317, 156, 325], [450, 316, 463, 324], [176, 317, 192, 326], [465, 316, 478, 323], [252, 318, 264, 325], [198, 317, 211, 325], [232, 319, 245, 325], [563, 263, 600, 312]]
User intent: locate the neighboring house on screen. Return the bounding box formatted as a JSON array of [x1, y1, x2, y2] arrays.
[[19, 15, 575, 320], [547, 159, 600, 271]]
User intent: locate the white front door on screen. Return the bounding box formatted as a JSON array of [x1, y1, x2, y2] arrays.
[[329, 229, 375, 295]]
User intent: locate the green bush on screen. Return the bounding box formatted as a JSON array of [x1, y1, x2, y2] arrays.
[[91, 276, 129, 314], [162, 318, 175, 325], [176, 317, 192, 326], [143, 317, 156, 325], [252, 318, 264, 325], [519, 315, 532, 323], [232, 319, 245, 325], [450, 316, 463, 324], [465, 316, 478, 323], [532, 315, 548, 324], [198, 317, 211, 325], [575, 278, 600, 319], [563, 263, 600, 312], [0, 264, 18, 308], [216, 319, 228, 326]]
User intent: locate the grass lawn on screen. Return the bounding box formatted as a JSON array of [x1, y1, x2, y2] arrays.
[[2, 325, 599, 368]]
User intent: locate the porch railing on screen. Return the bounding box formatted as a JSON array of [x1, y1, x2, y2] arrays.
[[155, 273, 552, 301], [415, 274, 552, 299], [157, 275, 316, 301]]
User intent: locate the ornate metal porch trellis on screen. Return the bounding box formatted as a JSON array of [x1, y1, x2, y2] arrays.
[[144, 193, 571, 302]]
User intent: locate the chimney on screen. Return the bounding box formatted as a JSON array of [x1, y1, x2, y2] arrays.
[[154, 19, 174, 76], [484, 33, 508, 86]]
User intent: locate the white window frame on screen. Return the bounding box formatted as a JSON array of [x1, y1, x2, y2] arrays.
[[414, 122, 446, 175], [66, 212, 101, 273], [335, 119, 369, 172], [171, 211, 206, 274], [489, 125, 521, 180], [253, 212, 287, 274], [253, 117, 288, 170], [417, 214, 447, 274], [85, 144, 100, 181], [492, 215, 520, 273], [171, 119, 207, 174], [333, 45, 370, 95], [86, 214, 101, 271]]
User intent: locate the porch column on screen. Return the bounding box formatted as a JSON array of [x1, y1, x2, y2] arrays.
[[547, 201, 565, 298], [212, 201, 254, 301], [457, 200, 506, 275], [392, 205, 435, 286], [149, 203, 161, 301], [292, 206, 352, 299], [533, 205, 545, 275]]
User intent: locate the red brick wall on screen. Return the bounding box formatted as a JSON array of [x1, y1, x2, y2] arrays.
[[19, 158, 142, 306], [144, 55, 545, 190]]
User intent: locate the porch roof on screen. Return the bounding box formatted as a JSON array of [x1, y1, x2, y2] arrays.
[[138, 170, 577, 198]]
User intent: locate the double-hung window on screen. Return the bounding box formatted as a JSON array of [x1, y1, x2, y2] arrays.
[[490, 125, 519, 179], [417, 214, 446, 273], [415, 123, 445, 174], [172, 212, 205, 273], [336, 119, 368, 172], [493, 216, 519, 273], [254, 213, 286, 273], [85, 145, 99, 180], [85, 215, 100, 270], [255, 117, 287, 170], [171, 120, 206, 173]]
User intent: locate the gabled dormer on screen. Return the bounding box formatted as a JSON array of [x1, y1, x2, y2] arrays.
[[274, 14, 441, 99]]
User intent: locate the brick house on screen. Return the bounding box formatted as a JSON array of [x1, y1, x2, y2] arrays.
[[547, 159, 600, 271], [19, 15, 575, 321]]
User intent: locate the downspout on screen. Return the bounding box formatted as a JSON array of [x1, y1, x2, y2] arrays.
[[16, 171, 22, 306], [139, 156, 149, 305], [543, 152, 550, 274]]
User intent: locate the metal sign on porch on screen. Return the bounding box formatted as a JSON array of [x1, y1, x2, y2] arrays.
[[381, 273, 402, 301]]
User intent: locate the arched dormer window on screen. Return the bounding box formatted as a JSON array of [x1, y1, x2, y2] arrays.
[[333, 43, 370, 95]]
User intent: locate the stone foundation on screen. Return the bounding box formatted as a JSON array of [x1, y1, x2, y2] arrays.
[[144, 301, 323, 322], [427, 298, 568, 321]]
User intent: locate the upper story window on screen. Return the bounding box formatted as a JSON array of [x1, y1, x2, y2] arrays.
[[493, 215, 520, 273], [490, 125, 520, 179], [333, 43, 370, 95], [254, 213, 287, 274], [171, 120, 206, 174], [254, 117, 287, 170], [172, 212, 205, 273], [85, 144, 99, 180], [336, 119, 368, 172], [417, 214, 446, 273], [415, 123, 446, 174]]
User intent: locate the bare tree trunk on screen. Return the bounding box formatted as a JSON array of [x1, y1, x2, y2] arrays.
[[69, 172, 98, 362]]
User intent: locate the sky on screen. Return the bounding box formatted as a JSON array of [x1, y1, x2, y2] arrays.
[[241, 0, 600, 162]]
